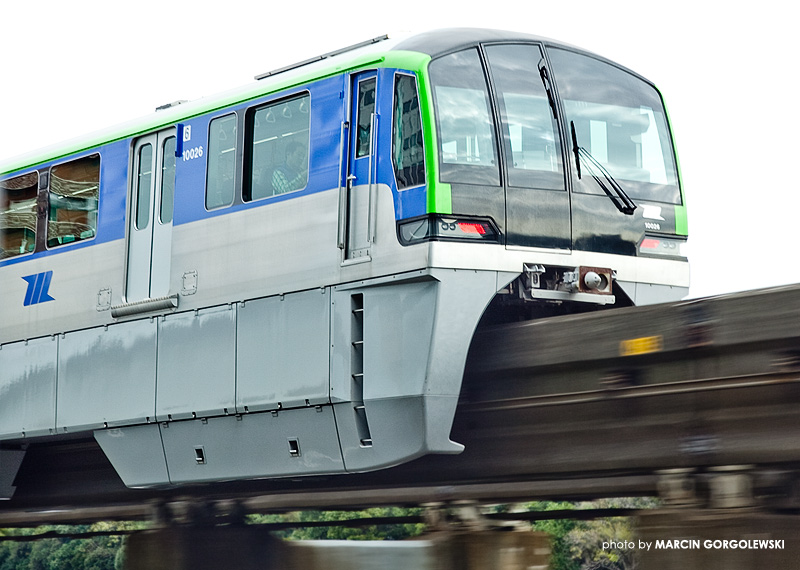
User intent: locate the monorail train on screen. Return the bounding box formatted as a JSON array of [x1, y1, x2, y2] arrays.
[[0, 29, 688, 497]]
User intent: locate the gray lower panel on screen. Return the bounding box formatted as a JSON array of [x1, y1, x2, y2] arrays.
[[159, 407, 344, 485], [616, 280, 688, 305], [0, 449, 25, 499], [156, 305, 236, 421], [58, 320, 157, 432], [89, 269, 508, 486], [0, 337, 57, 439], [329, 270, 507, 472], [330, 279, 437, 403], [94, 424, 170, 488], [334, 395, 461, 473], [237, 289, 330, 412]]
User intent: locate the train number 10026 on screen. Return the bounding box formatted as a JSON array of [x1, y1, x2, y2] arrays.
[[182, 146, 204, 161]]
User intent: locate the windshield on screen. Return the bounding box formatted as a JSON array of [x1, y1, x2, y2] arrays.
[[548, 48, 681, 205]]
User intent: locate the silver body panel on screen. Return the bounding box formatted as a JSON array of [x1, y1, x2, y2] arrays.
[[0, 336, 57, 439], [57, 319, 157, 432]]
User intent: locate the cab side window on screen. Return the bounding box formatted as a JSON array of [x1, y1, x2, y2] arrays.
[[392, 74, 425, 189]]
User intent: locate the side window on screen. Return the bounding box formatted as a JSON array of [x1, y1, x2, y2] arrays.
[[484, 44, 564, 190], [428, 48, 499, 185], [392, 74, 425, 189], [206, 114, 237, 210], [0, 171, 38, 259], [245, 93, 310, 201], [48, 154, 100, 248]]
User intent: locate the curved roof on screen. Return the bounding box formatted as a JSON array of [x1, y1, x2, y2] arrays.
[[394, 28, 560, 57], [1, 28, 645, 175]]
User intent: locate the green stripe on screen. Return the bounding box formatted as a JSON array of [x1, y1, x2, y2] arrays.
[[2, 49, 434, 176], [414, 59, 451, 214], [660, 94, 688, 236], [674, 204, 688, 236]]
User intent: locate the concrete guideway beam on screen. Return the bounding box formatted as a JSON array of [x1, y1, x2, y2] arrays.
[[124, 528, 551, 570]]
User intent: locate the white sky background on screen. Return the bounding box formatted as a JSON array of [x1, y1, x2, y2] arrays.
[[1, 0, 798, 299]]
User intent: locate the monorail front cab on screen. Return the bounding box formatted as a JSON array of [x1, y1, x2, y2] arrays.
[[399, 30, 687, 307]]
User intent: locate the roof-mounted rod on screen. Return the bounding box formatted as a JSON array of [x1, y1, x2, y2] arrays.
[[155, 100, 188, 112], [255, 35, 389, 81]]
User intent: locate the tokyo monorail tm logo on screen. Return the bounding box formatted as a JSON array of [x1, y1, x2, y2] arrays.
[[22, 271, 55, 306]]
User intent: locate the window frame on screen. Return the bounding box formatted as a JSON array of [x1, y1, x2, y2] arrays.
[[45, 152, 101, 251], [546, 46, 682, 206], [133, 143, 153, 231], [0, 170, 39, 260], [482, 42, 566, 192], [205, 112, 239, 211], [243, 91, 312, 203], [159, 135, 177, 225], [428, 47, 502, 186], [391, 72, 426, 191]]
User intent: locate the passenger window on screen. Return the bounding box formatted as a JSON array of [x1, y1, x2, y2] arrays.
[[428, 48, 499, 185], [484, 44, 564, 190], [206, 114, 237, 209], [245, 93, 310, 201], [392, 74, 425, 189], [0, 171, 38, 259], [48, 154, 100, 248]]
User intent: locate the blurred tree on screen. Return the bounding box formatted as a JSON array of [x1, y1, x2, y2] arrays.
[[526, 498, 657, 570], [0, 500, 655, 569]]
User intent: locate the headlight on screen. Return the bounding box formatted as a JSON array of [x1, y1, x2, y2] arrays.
[[639, 236, 686, 258], [398, 215, 500, 245]]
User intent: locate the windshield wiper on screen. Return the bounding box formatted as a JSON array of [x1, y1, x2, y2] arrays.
[[538, 60, 558, 120], [570, 121, 636, 215]]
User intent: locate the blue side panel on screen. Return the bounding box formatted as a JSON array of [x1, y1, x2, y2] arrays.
[[173, 76, 345, 226], [171, 68, 427, 226], [97, 140, 128, 242], [1, 67, 428, 272], [171, 114, 207, 225], [393, 186, 427, 220]]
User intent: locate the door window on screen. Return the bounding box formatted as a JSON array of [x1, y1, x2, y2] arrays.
[[134, 145, 153, 230], [356, 78, 376, 158], [160, 137, 176, 224]]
